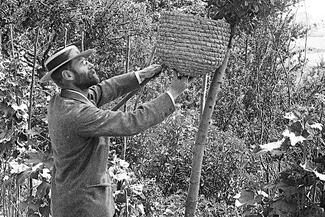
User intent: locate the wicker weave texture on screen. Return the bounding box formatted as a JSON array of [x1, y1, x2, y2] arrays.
[[156, 11, 231, 77]]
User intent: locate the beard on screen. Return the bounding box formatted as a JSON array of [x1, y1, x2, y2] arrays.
[[73, 69, 100, 90]]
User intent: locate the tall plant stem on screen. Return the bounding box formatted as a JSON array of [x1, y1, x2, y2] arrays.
[[185, 26, 235, 217], [28, 28, 40, 132]]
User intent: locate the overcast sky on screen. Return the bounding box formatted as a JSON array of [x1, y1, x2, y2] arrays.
[[295, 0, 325, 24]]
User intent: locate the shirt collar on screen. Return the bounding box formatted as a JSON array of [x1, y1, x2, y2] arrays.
[[60, 89, 93, 105]]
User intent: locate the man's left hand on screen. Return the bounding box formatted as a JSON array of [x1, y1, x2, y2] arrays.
[[137, 64, 162, 83]]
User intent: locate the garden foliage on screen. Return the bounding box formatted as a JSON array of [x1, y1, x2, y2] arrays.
[[1, 0, 325, 216]]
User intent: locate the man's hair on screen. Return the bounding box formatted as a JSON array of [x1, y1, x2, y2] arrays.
[[50, 61, 73, 87]]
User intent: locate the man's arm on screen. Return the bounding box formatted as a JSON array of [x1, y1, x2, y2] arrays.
[[78, 74, 188, 137], [76, 93, 175, 137], [88, 64, 162, 107], [88, 72, 140, 107]]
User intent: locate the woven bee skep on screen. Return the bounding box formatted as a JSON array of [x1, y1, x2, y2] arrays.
[[156, 11, 231, 77]]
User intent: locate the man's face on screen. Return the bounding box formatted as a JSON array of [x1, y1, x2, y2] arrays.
[[70, 57, 99, 90]]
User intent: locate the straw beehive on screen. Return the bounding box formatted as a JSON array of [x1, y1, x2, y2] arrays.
[[156, 11, 231, 77]]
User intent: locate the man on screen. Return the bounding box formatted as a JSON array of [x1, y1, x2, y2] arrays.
[[41, 45, 188, 217]]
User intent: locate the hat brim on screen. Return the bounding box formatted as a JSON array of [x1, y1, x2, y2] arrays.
[[40, 49, 95, 83]]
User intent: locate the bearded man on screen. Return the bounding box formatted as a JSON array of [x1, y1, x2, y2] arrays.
[[41, 45, 188, 217]]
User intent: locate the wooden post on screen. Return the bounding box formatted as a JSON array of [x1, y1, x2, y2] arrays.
[[27, 28, 39, 202], [28, 27, 39, 131], [0, 27, 2, 58], [64, 27, 68, 47], [122, 35, 131, 160], [185, 26, 235, 216], [200, 74, 208, 118], [2, 163, 6, 217], [81, 24, 85, 51], [10, 24, 15, 59]]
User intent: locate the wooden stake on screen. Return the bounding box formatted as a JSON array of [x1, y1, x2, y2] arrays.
[[28, 27, 39, 131], [28, 28, 39, 200], [10, 24, 20, 105], [123, 35, 131, 160], [200, 74, 208, 119], [64, 27, 68, 47], [185, 26, 235, 217], [81, 27, 85, 51], [2, 163, 6, 217], [10, 24, 15, 59], [0, 27, 2, 58]]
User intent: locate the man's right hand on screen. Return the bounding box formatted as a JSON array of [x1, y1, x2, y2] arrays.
[[167, 73, 189, 100]]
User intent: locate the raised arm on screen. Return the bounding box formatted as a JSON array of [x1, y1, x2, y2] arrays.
[[77, 93, 175, 137], [88, 64, 162, 107], [88, 72, 139, 107]]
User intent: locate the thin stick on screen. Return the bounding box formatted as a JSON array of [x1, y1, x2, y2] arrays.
[[28, 27, 40, 131], [10, 24, 15, 59], [124, 188, 129, 217], [200, 74, 208, 119], [64, 27, 68, 47], [2, 163, 6, 217], [0, 27, 2, 58], [28, 28, 39, 200], [185, 25, 235, 217], [81, 27, 85, 51], [123, 35, 131, 160]]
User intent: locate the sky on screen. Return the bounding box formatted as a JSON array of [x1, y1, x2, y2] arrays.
[[293, 0, 325, 67], [295, 0, 325, 25]]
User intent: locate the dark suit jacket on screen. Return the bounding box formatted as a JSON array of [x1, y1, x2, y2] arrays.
[[48, 72, 175, 217]]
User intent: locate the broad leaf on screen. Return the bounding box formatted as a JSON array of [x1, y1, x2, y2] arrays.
[[282, 129, 305, 146], [284, 112, 298, 121], [314, 171, 325, 181], [300, 161, 316, 172], [270, 200, 297, 214], [9, 161, 30, 174], [36, 181, 50, 198], [310, 123, 323, 131], [233, 189, 255, 207], [288, 121, 302, 135], [258, 138, 285, 154]]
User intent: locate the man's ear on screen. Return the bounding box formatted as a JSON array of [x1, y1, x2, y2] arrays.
[[62, 70, 75, 81]]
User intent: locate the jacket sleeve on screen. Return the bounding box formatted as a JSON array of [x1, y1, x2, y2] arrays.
[[88, 72, 140, 107], [76, 93, 175, 137]]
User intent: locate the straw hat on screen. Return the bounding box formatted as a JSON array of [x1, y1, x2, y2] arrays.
[[40, 45, 94, 83]]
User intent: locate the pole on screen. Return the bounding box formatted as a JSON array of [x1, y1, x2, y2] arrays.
[[185, 26, 235, 216], [27, 28, 39, 201], [64, 27, 68, 47], [28, 28, 39, 131], [122, 35, 131, 160], [200, 74, 208, 119]]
